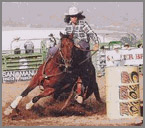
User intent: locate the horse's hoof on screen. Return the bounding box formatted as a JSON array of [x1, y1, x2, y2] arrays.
[[75, 95, 83, 104], [4, 106, 13, 115], [26, 101, 34, 110]]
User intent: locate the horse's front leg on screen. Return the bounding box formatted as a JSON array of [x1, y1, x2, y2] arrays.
[[4, 75, 40, 115], [26, 87, 55, 110]]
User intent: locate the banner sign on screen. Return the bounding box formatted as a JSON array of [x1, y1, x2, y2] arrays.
[[2, 69, 37, 83], [106, 48, 143, 67]]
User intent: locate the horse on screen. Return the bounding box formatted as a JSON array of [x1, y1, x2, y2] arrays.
[[53, 43, 103, 105], [72, 47, 102, 103], [4, 32, 75, 115]]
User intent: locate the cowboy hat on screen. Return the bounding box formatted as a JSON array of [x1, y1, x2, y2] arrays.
[[64, 6, 83, 16]]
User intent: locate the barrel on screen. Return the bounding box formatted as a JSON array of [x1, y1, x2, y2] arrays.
[[105, 66, 140, 119]]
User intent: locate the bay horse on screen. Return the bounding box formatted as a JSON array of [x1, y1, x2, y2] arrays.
[[72, 47, 102, 103], [4, 32, 75, 115], [53, 44, 103, 105]]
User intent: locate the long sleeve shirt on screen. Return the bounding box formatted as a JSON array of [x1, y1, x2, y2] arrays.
[[65, 20, 99, 44]]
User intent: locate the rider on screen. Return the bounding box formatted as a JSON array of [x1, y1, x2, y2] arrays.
[[47, 6, 100, 103], [64, 6, 100, 103], [48, 6, 99, 57]]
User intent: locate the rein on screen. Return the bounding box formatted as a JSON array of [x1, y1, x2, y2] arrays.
[[77, 48, 96, 52], [75, 45, 99, 65], [42, 49, 67, 79], [79, 50, 98, 65], [43, 70, 65, 79]]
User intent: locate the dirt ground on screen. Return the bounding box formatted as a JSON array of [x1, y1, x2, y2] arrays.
[[2, 75, 143, 126]]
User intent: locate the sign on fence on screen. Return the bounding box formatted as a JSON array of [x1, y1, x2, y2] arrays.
[[2, 69, 37, 83], [106, 48, 143, 67]]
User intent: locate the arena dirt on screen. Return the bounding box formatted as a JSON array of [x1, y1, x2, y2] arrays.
[[2, 76, 143, 126]]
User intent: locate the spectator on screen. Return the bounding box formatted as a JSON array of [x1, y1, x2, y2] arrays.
[[24, 40, 34, 54], [48, 33, 57, 47], [123, 43, 130, 50], [137, 43, 143, 48], [112, 45, 122, 66], [14, 48, 21, 54]]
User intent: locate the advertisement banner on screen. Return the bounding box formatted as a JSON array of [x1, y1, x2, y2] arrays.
[[106, 48, 143, 67], [2, 69, 37, 83]]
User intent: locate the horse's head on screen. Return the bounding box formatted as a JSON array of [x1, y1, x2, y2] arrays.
[[59, 32, 74, 68]]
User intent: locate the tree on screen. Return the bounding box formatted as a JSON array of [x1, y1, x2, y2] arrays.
[[120, 33, 137, 46]]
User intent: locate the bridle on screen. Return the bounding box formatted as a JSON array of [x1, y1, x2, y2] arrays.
[[59, 47, 72, 69], [42, 40, 73, 79]]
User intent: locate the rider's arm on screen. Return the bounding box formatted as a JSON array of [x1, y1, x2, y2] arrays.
[[82, 21, 99, 44]]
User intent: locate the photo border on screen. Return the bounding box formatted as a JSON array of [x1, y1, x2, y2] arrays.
[[1, 0, 144, 128]]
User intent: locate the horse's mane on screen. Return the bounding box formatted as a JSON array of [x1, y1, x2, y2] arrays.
[[61, 34, 70, 39], [60, 34, 73, 42]]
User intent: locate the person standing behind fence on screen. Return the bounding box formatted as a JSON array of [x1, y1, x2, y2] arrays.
[[48, 33, 57, 47], [24, 40, 34, 54], [122, 43, 130, 50], [137, 43, 143, 48], [112, 45, 122, 66]]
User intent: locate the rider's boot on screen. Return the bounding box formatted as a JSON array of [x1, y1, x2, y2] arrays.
[[74, 77, 84, 104]]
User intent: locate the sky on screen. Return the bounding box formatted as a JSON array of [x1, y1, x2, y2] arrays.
[[2, 2, 143, 50], [2, 2, 143, 29]]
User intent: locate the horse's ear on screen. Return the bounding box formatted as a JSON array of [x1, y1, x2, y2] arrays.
[[60, 32, 64, 38], [69, 33, 73, 39]]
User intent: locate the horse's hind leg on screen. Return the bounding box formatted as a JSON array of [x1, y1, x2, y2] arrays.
[[4, 75, 39, 115], [26, 88, 55, 110], [84, 86, 93, 100], [84, 64, 103, 104], [84, 80, 102, 104], [92, 81, 103, 104]]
